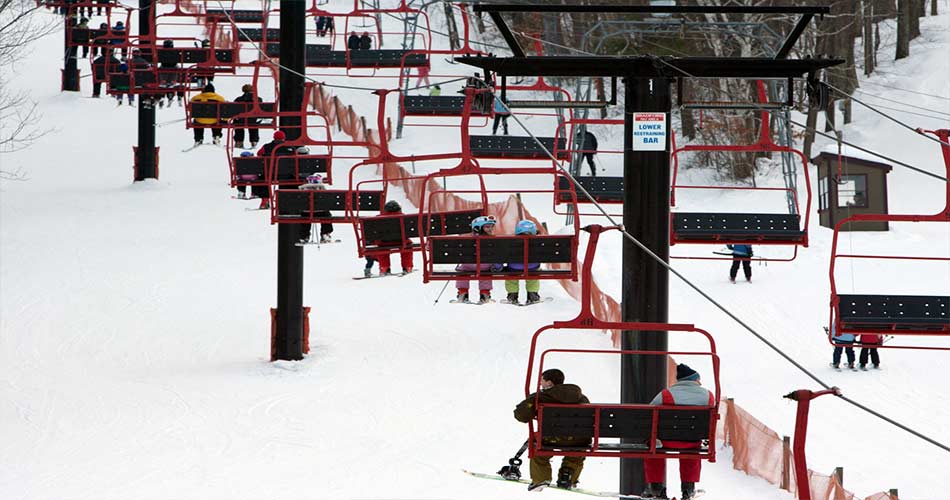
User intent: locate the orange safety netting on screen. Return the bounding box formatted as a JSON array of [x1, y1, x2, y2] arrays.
[[302, 82, 894, 500]]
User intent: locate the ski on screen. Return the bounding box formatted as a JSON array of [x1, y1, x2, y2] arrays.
[[450, 298, 495, 305], [245, 207, 270, 212], [462, 470, 675, 499], [500, 297, 553, 307], [296, 238, 342, 247], [352, 270, 416, 280], [231, 195, 260, 200]]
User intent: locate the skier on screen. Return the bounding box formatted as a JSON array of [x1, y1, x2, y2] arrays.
[[113, 60, 134, 106], [157, 39, 184, 108], [362, 200, 413, 277], [254, 130, 293, 209], [91, 51, 119, 98], [235, 151, 256, 199], [76, 17, 90, 58], [298, 173, 334, 244], [491, 95, 510, 135], [513, 368, 590, 491], [726, 244, 753, 283], [642, 364, 713, 500], [857, 334, 882, 370], [347, 31, 360, 51], [315, 16, 328, 37], [505, 220, 541, 305], [189, 83, 225, 146], [233, 84, 262, 149], [111, 20, 126, 57], [580, 130, 598, 177], [456, 215, 499, 304], [91, 22, 110, 59], [829, 324, 856, 370], [358, 31, 372, 50]]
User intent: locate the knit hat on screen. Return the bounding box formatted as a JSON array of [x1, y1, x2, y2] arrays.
[[676, 363, 700, 382], [273, 130, 286, 141], [203, 83, 215, 93]]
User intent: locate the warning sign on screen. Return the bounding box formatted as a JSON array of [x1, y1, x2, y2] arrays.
[[632, 112, 667, 151]]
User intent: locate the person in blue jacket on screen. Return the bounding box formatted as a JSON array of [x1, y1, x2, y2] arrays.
[[727, 244, 753, 283], [505, 220, 541, 305], [827, 324, 856, 370], [492, 95, 510, 135]]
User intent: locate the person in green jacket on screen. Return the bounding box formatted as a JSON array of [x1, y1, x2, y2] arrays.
[[514, 369, 591, 491]]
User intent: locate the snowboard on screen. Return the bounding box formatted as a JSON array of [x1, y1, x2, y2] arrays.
[[231, 195, 260, 201], [462, 470, 703, 499], [500, 297, 554, 307], [352, 270, 416, 280], [450, 298, 496, 305]]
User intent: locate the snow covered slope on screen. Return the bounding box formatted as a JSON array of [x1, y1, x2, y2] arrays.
[[1, 2, 948, 499]]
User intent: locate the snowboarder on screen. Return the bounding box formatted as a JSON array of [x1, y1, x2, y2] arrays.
[[829, 324, 856, 370], [642, 364, 713, 500], [233, 84, 262, 149], [362, 200, 413, 277], [298, 173, 334, 243], [358, 31, 372, 50], [189, 83, 225, 146], [491, 95, 510, 135], [505, 220, 541, 305], [456, 215, 500, 303], [347, 31, 360, 51], [513, 368, 590, 491], [857, 334, 882, 370], [727, 244, 753, 283]]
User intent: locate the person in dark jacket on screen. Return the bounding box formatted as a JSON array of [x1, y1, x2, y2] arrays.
[[581, 130, 598, 176], [111, 21, 127, 58], [642, 364, 714, 500], [233, 84, 262, 149], [727, 244, 753, 283], [514, 369, 590, 491], [358, 31, 372, 50], [75, 18, 90, 58], [96, 0, 111, 16], [91, 52, 119, 98], [347, 31, 360, 51], [361, 200, 413, 277], [254, 130, 295, 209]]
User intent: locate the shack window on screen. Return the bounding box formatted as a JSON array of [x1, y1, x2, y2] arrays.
[[837, 175, 868, 208]]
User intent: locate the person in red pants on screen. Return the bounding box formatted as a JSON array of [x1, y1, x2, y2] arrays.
[[364, 201, 413, 277], [642, 364, 714, 500]]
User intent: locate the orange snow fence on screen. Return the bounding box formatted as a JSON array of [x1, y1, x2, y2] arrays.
[[305, 81, 896, 500]]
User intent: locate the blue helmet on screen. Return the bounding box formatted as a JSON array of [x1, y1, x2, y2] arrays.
[[240, 151, 253, 157], [306, 173, 322, 184], [471, 215, 496, 232], [515, 220, 537, 235]]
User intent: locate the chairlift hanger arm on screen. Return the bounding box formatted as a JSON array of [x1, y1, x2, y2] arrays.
[[473, 4, 830, 15], [487, 11, 525, 57], [775, 13, 814, 59]]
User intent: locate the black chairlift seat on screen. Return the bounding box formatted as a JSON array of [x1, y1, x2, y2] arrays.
[[402, 96, 489, 116], [361, 209, 482, 253], [233, 155, 330, 185], [428, 235, 574, 277], [264, 43, 331, 59], [238, 28, 280, 43], [156, 48, 235, 65], [204, 9, 265, 23], [190, 102, 276, 121], [275, 190, 383, 222], [469, 135, 568, 160], [557, 176, 624, 203], [672, 213, 804, 242], [838, 294, 950, 332], [539, 405, 712, 455], [305, 50, 428, 68]]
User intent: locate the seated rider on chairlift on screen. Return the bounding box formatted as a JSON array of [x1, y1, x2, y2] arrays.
[[362, 200, 413, 277], [641, 364, 713, 500], [456, 215, 500, 304], [505, 220, 541, 305], [298, 171, 334, 244], [513, 368, 591, 492]]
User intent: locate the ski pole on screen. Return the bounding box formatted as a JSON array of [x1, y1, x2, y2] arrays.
[[433, 281, 450, 305]]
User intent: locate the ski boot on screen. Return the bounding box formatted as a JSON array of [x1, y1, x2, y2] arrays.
[[478, 292, 491, 304], [506, 293, 520, 305], [363, 268, 372, 278], [235, 141, 245, 149], [526, 292, 541, 304], [456, 290, 469, 303], [556, 469, 575, 489], [194, 140, 203, 147], [320, 234, 332, 243], [213, 137, 221, 146], [682, 482, 696, 500], [526, 481, 548, 492], [379, 267, 392, 276], [250, 142, 258, 148], [642, 483, 668, 499]]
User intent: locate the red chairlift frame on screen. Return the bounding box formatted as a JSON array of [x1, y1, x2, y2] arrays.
[[183, 60, 279, 128], [524, 225, 721, 460], [827, 128, 950, 350]]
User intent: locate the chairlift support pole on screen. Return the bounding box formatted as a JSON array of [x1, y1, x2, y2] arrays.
[[274, 0, 307, 361], [135, 0, 157, 181]]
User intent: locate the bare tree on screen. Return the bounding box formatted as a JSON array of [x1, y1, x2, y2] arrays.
[[0, 0, 58, 177], [896, 0, 911, 59]]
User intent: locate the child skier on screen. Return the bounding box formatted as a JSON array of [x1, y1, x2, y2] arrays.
[[298, 174, 334, 244], [363, 201, 413, 277], [505, 220, 541, 305], [456, 215, 499, 304], [727, 244, 753, 283]]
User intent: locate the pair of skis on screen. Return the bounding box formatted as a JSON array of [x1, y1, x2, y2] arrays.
[[463, 470, 703, 499], [352, 270, 416, 280]]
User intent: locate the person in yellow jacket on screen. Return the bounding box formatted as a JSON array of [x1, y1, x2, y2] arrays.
[[190, 83, 225, 146]]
